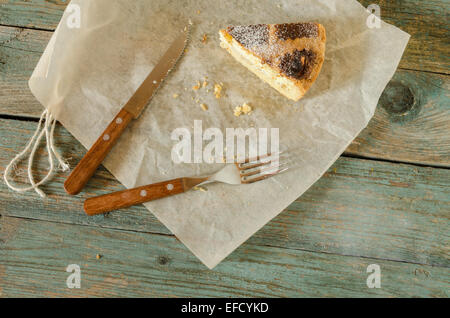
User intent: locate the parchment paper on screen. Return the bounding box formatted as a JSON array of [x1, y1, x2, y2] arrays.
[[29, 0, 410, 268]]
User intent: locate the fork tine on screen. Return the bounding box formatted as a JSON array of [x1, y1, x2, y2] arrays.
[[239, 158, 292, 183], [239, 159, 287, 177], [239, 160, 278, 176], [237, 148, 303, 184], [241, 167, 289, 184], [240, 160, 291, 177], [238, 151, 283, 164], [237, 151, 290, 169]]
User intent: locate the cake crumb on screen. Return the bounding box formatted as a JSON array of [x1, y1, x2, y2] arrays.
[[214, 83, 223, 99], [202, 80, 208, 88], [192, 81, 201, 90], [193, 186, 208, 192], [234, 103, 253, 117], [96, 254, 102, 260], [200, 103, 208, 111], [172, 93, 179, 99], [241, 103, 252, 114], [201, 34, 208, 43]]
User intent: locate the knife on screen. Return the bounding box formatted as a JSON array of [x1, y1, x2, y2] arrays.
[[64, 24, 191, 195]]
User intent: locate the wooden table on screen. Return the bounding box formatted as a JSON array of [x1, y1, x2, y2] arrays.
[[0, 0, 448, 297]]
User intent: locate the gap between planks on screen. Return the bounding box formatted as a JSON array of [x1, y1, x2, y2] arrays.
[[1, 0, 449, 75], [1, 19, 449, 77], [3, 211, 448, 270], [1, 214, 448, 298], [0, 114, 447, 171]]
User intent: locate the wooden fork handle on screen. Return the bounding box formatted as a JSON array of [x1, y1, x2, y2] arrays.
[[64, 108, 134, 195], [84, 178, 186, 216]]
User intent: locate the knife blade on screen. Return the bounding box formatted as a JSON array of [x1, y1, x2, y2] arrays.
[[64, 24, 191, 195]]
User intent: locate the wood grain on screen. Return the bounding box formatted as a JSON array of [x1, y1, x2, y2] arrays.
[[0, 25, 449, 166], [0, 0, 449, 298], [1, 215, 448, 297], [0, 0, 65, 31], [1, 118, 449, 267], [0, 26, 45, 118], [64, 108, 134, 195], [84, 178, 187, 215], [359, 0, 449, 74], [349, 70, 450, 167], [1, 0, 448, 74]]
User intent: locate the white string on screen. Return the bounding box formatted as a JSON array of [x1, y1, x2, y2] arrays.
[[3, 109, 70, 198]]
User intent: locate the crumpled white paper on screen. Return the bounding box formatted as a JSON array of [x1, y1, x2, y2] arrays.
[[29, 0, 410, 268]]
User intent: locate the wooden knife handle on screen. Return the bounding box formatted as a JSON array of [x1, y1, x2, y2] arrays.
[[84, 178, 186, 215], [64, 108, 134, 195]]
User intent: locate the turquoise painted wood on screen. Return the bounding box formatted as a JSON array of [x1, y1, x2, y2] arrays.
[[358, 0, 449, 74], [0, 0, 449, 297], [1, 215, 448, 298], [1, 118, 449, 268], [348, 71, 449, 167], [1, 0, 448, 74]]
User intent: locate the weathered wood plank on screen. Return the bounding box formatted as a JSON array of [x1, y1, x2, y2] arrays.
[[0, 26, 46, 118], [1, 25, 449, 166], [358, 0, 449, 74], [348, 70, 450, 167], [1, 118, 449, 267], [1, 0, 448, 74], [0, 0, 65, 31], [1, 215, 448, 297]]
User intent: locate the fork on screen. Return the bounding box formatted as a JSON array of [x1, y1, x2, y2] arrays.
[[84, 152, 295, 215]]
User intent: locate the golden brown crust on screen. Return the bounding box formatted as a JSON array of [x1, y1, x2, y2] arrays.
[[221, 23, 326, 100], [274, 23, 319, 40]]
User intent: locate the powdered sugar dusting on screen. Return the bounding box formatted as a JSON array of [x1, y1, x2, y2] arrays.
[[227, 24, 281, 60], [227, 25, 269, 48], [225, 23, 321, 76]]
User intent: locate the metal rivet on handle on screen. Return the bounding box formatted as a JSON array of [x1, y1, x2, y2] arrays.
[[116, 117, 123, 124], [103, 134, 110, 141], [140, 190, 147, 197], [166, 184, 174, 191]]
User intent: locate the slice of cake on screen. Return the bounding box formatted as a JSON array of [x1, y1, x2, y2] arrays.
[[219, 23, 326, 101]]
